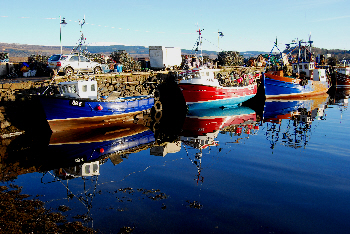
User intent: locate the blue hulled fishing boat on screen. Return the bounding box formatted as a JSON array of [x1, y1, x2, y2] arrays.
[[264, 37, 330, 99], [39, 80, 154, 131]]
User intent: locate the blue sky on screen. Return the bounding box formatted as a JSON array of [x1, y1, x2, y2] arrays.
[[0, 0, 349, 52]]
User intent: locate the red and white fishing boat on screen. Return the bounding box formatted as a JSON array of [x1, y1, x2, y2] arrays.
[[178, 29, 259, 110]]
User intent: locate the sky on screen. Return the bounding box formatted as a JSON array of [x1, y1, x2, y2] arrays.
[[0, 0, 349, 52]]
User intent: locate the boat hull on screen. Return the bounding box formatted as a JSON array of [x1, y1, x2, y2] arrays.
[[336, 72, 350, 87], [264, 72, 329, 99], [178, 83, 257, 109], [38, 95, 154, 131]]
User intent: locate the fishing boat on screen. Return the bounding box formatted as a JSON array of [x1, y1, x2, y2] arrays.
[[264, 38, 330, 99], [179, 67, 259, 109], [178, 29, 259, 109], [38, 79, 154, 132], [38, 17, 154, 131], [335, 66, 350, 87]]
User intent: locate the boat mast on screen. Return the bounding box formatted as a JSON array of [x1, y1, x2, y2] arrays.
[[71, 16, 86, 56], [308, 34, 313, 62], [196, 28, 204, 65], [78, 16, 86, 56], [297, 39, 301, 74]]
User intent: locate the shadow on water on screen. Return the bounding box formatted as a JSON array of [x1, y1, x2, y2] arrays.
[[242, 80, 266, 120], [1, 96, 52, 180], [151, 78, 187, 144]]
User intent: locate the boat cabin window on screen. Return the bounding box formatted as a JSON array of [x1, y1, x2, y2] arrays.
[[59, 85, 77, 94], [294, 65, 297, 70], [68, 85, 76, 93], [92, 163, 99, 173], [304, 64, 308, 69], [82, 85, 88, 92], [85, 164, 91, 174], [299, 65, 302, 69], [206, 72, 210, 76], [91, 84, 96, 91], [60, 86, 67, 93]]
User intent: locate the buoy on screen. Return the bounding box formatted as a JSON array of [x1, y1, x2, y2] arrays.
[[99, 148, 104, 153], [152, 122, 160, 132], [97, 105, 103, 111], [154, 100, 162, 112]]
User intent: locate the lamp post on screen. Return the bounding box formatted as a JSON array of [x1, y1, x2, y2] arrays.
[[60, 16, 67, 54]]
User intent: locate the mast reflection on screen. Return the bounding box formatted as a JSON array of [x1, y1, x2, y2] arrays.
[[180, 106, 259, 183], [263, 94, 329, 149]]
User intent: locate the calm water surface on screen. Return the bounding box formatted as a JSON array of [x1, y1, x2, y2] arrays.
[[2, 88, 350, 234]]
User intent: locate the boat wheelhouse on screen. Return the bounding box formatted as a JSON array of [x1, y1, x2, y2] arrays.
[[58, 80, 98, 99]]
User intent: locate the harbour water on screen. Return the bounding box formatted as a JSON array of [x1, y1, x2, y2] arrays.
[[1, 88, 350, 233]]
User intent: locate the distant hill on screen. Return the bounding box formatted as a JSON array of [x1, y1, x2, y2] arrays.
[[0, 43, 244, 60], [1, 42, 349, 61], [0, 43, 220, 58]]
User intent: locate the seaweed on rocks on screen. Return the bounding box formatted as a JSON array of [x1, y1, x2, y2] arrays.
[[0, 184, 97, 233]]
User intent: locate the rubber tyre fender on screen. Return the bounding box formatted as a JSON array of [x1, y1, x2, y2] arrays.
[[65, 67, 74, 76], [154, 110, 162, 122], [94, 66, 102, 74], [152, 121, 160, 132], [154, 100, 162, 112], [153, 89, 161, 100]]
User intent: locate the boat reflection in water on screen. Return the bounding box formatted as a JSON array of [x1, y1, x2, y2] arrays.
[[181, 106, 258, 148], [263, 93, 329, 149], [48, 120, 155, 179], [329, 87, 350, 108], [180, 106, 259, 183]]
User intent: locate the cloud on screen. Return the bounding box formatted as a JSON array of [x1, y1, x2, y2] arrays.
[[312, 15, 350, 22], [292, 0, 343, 9]]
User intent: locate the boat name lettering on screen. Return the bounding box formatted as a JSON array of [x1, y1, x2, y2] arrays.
[[75, 157, 84, 162], [70, 100, 85, 107]]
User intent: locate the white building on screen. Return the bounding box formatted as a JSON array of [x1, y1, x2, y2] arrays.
[[149, 46, 181, 70]]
